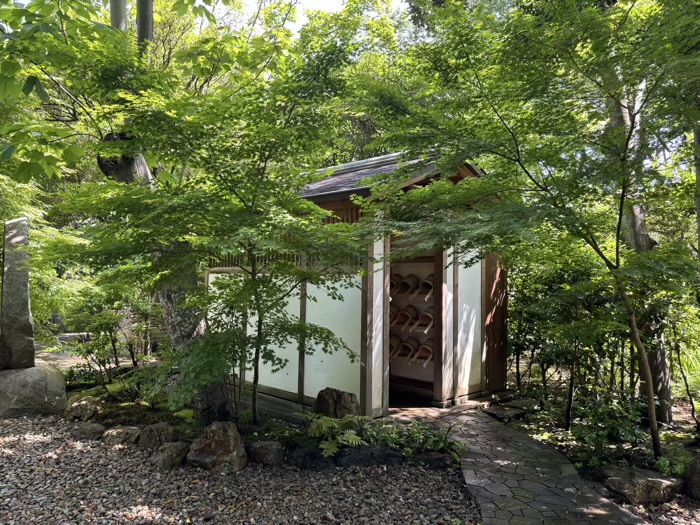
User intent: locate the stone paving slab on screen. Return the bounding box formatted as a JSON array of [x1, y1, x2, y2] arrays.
[[441, 411, 648, 525]]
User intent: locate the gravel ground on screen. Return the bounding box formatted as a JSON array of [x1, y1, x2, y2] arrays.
[[0, 417, 479, 525], [623, 497, 700, 525]]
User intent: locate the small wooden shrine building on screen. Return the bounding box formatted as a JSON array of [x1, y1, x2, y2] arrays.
[[207, 153, 508, 417]]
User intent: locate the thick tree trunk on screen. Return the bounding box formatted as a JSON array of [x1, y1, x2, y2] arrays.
[[622, 203, 672, 425], [622, 204, 657, 252], [157, 288, 204, 349], [97, 135, 153, 185], [156, 264, 231, 425], [110, 0, 128, 32], [102, 7, 153, 185], [649, 343, 673, 425], [137, 0, 154, 53]]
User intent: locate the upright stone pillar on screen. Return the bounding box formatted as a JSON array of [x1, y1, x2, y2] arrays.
[[0, 217, 35, 369]]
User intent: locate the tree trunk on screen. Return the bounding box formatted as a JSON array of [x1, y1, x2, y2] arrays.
[[101, 7, 153, 185], [629, 339, 636, 393], [672, 327, 700, 432], [515, 342, 521, 390], [137, 0, 154, 53], [110, 0, 128, 32], [97, 134, 153, 185], [622, 203, 672, 425], [252, 316, 263, 424], [157, 288, 205, 349], [649, 341, 673, 425], [622, 204, 657, 252], [564, 360, 575, 431], [619, 288, 663, 457]]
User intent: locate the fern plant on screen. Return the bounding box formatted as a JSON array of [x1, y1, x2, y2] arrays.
[[298, 412, 465, 461], [300, 413, 369, 457]]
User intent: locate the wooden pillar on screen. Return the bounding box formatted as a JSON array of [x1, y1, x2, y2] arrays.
[[382, 237, 391, 416], [297, 280, 307, 405], [432, 249, 451, 407], [360, 243, 371, 416]]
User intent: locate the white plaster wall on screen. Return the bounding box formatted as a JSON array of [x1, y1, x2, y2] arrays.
[[456, 257, 483, 395], [255, 291, 301, 395], [208, 271, 300, 396], [371, 240, 385, 412], [304, 278, 363, 399]]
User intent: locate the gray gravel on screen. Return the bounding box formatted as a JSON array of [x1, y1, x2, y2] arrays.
[[0, 416, 479, 525], [626, 496, 700, 525]]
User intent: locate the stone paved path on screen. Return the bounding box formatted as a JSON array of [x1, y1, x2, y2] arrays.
[[441, 411, 648, 525]]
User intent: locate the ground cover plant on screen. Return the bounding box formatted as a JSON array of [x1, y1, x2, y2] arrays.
[[298, 412, 465, 460]]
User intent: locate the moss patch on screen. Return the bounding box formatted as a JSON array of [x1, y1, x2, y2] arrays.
[[68, 384, 203, 442]]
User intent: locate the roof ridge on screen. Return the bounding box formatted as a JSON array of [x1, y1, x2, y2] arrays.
[[319, 152, 405, 177]]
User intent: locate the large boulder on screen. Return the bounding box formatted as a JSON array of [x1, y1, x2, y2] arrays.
[[64, 396, 101, 421], [313, 387, 360, 419], [602, 465, 683, 505], [0, 217, 35, 370], [138, 422, 177, 449], [685, 456, 700, 500], [187, 421, 247, 472], [247, 440, 285, 466], [154, 442, 190, 471], [70, 421, 106, 441], [103, 426, 141, 446], [0, 361, 66, 419]]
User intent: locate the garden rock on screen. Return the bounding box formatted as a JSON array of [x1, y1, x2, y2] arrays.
[[187, 452, 217, 470], [503, 398, 539, 412], [602, 465, 683, 505], [102, 426, 141, 446], [64, 396, 101, 421], [154, 442, 190, 471], [247, 440, 285, 465], [70, 421, 106, 441], [139, 422, 177, 449], [685, 455, 700, 500], [335, 445, 404, 468], [0, 361, 66, 419], [186, 421, 247, 472], [410, 451, 453, 469], [287, 444, 335, 471], [313, 387, 360, 419], [483, 405, 525, 422], [0, 217, 35, 370]]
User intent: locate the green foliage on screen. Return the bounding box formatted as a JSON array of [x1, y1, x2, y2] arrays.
[[571, 394, 647, 451], [299, 412, 465, 460], [302, 413, 370, 456], [352, 0, 700, 459], [63, 363, 103, 390]]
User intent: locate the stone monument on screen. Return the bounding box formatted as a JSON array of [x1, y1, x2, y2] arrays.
[[0, 217, 66, 419]]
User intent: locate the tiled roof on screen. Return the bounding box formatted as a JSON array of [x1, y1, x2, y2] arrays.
[[302, 153, 426, 201]]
